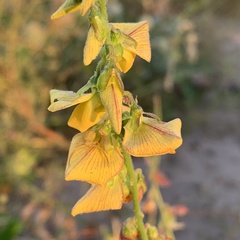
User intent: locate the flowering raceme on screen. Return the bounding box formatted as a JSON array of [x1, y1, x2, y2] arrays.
[[49, 0, 183, 224], [48, 88, 182, 215]]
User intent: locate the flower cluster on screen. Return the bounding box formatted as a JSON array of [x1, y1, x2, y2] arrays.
[[49, 0, 182, 217]]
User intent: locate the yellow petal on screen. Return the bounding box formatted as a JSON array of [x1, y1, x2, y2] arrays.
[[116, 49, 136, 73], [112, 21, 151, 62], [84, 26, 104, 66], [71, 178, 123, 215], [48, 90, 93, 112], [80, 0, 94, 16], [123, 117, 182, 157], [66, 132, 124, 185], [100, 70, 123, 134], [68, 93, 106, 132], [51, 0, 82, 20]]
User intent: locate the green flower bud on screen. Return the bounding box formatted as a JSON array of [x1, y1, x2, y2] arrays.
[[120, 217, 139, 240]]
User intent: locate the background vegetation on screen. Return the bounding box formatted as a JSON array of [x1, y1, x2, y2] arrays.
[[1, 0, 240, 239]]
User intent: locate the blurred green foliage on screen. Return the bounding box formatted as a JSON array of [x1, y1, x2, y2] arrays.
[[0, 214, 22, 240], [0, 0, 239, 239]]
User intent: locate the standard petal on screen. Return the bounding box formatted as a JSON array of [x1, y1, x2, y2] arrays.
[[112, 22, 151, 62], [66, 133, 124, 185], [51, 0, 82, 20], [48, 90, 93, 112], [71, 179, 123, 215], [84, 27, 104, 66], [68, 93, 106, 132], [123, 117, 182, 157], [100, 71, 123, 134]]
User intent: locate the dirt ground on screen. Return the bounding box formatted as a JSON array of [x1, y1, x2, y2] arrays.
[[161, 108, 240, 240], [158, 17, 240, 240]]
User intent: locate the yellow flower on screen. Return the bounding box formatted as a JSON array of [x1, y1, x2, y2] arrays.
[[66, 129, 124, 185], [48, 89, 105, 132], [83, 21, 151, 72], [51, 0, 94, 19], [111, 21, 151, 73], [98, 68, 124, 134], [123, 108, 182, 157], [71, 175, 123, 215]]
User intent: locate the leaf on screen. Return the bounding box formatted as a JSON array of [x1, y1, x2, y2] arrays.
[[123, 118, 182, 157], [71, 178, 123, 215]]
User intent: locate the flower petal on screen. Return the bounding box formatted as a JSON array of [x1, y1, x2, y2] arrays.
[[80, 0, 94, 16], [123, 117, 182, 157], [71, 178, 123, 215], [116, 49, 136, 73], [84, 27, 104, 66], [100, 70, 123, 134], [68, 93, 106, 132], [66, 132, 124, 185], [48, 90, 93, 112], [51, 0, 82, 20], [112, 21, 151, 62]]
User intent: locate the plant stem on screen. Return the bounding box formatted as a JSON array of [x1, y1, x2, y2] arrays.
[[122, 148, 148, 240], [98, 0, 108, 21], [152, 184, 176, 240]]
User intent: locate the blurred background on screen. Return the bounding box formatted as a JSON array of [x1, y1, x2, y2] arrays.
[[1, 0, 240, 239]]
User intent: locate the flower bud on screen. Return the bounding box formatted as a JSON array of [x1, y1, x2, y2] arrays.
[[120, 217, 139, 240]]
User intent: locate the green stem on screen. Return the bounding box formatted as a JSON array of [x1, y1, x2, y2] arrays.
[[98, 0, 108, 21], [153, 185, 176, 240], [148, 155, 176, 240], [122, 148, 148, 240]]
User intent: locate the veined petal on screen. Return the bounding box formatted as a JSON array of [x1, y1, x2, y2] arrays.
[[68, 93, 106, 132], [116, 49, 136, 73], [71, 177, 123, 215], [100, 70, 123, 134], [48, 90, 93, 112], [123, 117, 182, 157], [80, 0, 94, 16], [112, 21, 151, 62], [66, 132, 124, 185], [84, 26, 104, 66], [51, 0, 82, 20]]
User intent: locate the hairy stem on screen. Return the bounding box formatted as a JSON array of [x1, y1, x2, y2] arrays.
[[122, 148, 148, 240]]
